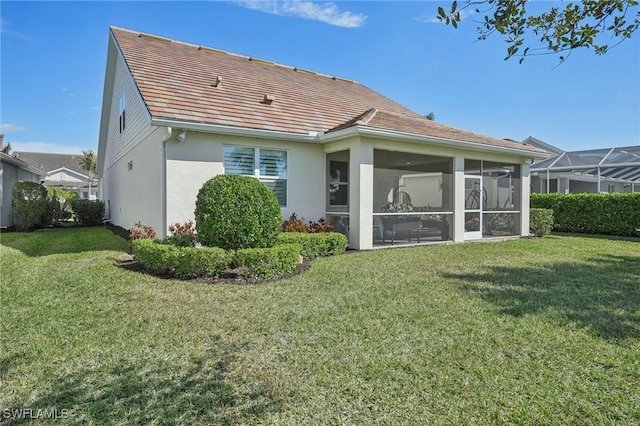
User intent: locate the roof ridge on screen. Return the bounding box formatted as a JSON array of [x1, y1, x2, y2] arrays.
[[110, 26, 357, 84], [359, 108, 378, 125]]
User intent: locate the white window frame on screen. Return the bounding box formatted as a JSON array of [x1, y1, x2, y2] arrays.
[[223, 145, 288, 207]]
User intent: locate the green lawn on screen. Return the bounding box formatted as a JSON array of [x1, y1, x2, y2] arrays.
[[1, 228, 638, 425]]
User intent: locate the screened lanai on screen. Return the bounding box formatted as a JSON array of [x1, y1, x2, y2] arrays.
[[530, 146, 640, 193]]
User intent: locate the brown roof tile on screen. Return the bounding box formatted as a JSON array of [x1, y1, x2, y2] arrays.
[[338, 109, 543, 152], [111, 27, 545, 154]]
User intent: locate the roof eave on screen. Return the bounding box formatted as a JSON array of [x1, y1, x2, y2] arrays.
[[150, 118, 321, 143], [0, 153, 47, 176], [320, 126, 548, 159]]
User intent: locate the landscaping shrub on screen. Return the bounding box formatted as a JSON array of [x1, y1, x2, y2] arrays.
[[165, 220, 197, 247], [71, 199, 105, 226], [47, 187, 78, 221], [282, 213, 335, 233], [531, 192, 640, 237], [128, 221, 157, 249], [234, 243, 300, 279], [194, 175, 281, 250], [276, 232, 348, 258], [11, 182, 50, 231], [529, 208, 554, 237], [132, 239, 230, 279]]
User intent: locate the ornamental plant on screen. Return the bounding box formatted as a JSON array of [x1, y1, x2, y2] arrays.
[[128, 221, 157, 250], [194, 175, 282, 250], [165, 220, 197, 247]]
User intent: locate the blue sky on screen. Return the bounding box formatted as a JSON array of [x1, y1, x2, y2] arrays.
[[1, 1, 639, 155]]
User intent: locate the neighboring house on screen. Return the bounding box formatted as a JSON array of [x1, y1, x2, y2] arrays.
[[525, 137, 640, 194], [522, 136, 564, 156], [97, 27, 547, 249], [0, 138, 47, 228], [13, 152, 99, 200]]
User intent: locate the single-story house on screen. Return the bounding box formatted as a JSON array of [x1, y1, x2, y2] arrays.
[[97, 27, 547, 249], [524, 137, 640, 194], [13, 152, 99, 200], [1, 137, 47, 228]]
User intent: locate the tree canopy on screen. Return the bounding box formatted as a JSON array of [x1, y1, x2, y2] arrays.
[[438, 0, 639, 62], [77, 150, 97, 177]]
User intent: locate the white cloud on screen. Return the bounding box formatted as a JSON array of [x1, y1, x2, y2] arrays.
[[234, 1, 366, 28], [416, 8, 475, 24], [1, 124, 28, 133], [0, 18, 35, 42]]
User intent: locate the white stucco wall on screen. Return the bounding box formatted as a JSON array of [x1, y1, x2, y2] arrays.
[[102, 127, 164, 234], [165, 131, 326, 232]]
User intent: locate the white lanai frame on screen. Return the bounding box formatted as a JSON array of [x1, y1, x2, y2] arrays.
[[532, 146, 640, 193]]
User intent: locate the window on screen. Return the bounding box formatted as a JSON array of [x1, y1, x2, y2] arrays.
[[127, 161, 133, 171], [119, 91, 126, 133], [329, 161, 348, 206], [223, 145, 287, 206]]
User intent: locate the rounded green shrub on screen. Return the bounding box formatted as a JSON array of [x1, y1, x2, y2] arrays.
[[195, 175, 282, 250]]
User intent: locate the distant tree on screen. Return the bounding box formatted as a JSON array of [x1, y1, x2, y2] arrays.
[[424, 112, 436, 121], [438, 0, 639, 63], [77, 150, 97, 197], [1, 143, 11, 154]]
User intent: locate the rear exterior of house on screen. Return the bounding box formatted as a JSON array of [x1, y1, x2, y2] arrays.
[[98, 27, 546, 249]]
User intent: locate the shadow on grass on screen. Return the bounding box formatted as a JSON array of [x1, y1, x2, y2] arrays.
[[0, 226, 127, 257], [445, 253, 640, 343], [2, 343, 282, 425]]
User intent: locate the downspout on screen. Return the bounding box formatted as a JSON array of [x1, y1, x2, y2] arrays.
[[161, 127, 172, 239]]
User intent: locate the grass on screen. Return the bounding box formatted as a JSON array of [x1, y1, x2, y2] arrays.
[[1, 227, 638, 425]]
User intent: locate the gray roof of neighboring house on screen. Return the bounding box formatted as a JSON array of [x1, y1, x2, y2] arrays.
[[12, 152, 88, 176], [0, 152, 47, 176]]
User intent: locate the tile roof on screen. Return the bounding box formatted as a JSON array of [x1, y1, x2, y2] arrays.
[[331, 109, 542, 152], [111, 27, 545, 154]]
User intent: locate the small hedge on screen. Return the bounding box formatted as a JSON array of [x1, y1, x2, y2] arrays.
[[234, 243, 301, 279], [531, 192, 640, 237], [529, 208, 554, 237], [276, 232, 348, 258], [71, 199, 105, 226], [132, 239, 230, 279]]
